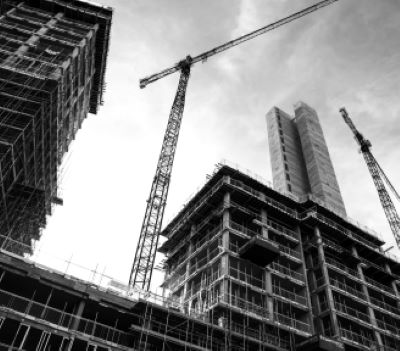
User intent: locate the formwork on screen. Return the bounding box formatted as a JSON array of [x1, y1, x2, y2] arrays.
[[0, 0, 112, 255]]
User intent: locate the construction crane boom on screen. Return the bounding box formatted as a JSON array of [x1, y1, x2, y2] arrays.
[[339, 108, 400, 249], [128, 0, 340, 291], [140, 0, 338, 88], [129, 62, 191, 291]]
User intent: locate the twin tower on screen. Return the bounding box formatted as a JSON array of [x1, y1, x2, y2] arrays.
[[266, 101, 346, 217]]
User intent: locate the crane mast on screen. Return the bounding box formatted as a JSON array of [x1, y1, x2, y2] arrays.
[[128, 0, 340, 291], [129, 60, 191, 291], [339, 108, 400, 249]]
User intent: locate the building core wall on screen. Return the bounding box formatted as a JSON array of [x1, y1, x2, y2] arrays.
[[266, 102, 346, 217], [294, 102, 346, 217], [266, 106, 310, 196]]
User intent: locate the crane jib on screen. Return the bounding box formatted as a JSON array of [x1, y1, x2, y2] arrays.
[[139, 0, 339, 89]]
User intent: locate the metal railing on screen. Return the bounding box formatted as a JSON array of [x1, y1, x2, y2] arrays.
[[210, 293, 270, 320], [229, 179, 298, 219], [0, 289, 133, 346], [229, 321, 290, 350], [273, 312, 311, 333], [304, 211, 383, 252], [229, 220, 260, 237], [165, 176, 226, 239], [189, 246, 222, 275], [329, 278, 365, 300], [339, 328, 376, 348], [279, 245, 302, 260], [334, 301, 370, 323], [228, 266, 265, 289], [369, 295, 400, 316], [321, 237, 343, 252], [270, 262, 304, 282], [272, 285, 308, 307], [325, 256, 360, 279], [165, 223, 223, 281], [375, 318, 399, 335], [264, 218, 299, 242], [363, 276, 396, 297]]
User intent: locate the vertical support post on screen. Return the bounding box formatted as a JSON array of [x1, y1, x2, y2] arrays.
[[71, 300, 85, 331], [221, 192, 230, 304], [314, 226, 340, 337], [183, 224, 195, 304], [297, 224, 314, 334], [353, 246, 383, 347], [261, 208, 273, 321]]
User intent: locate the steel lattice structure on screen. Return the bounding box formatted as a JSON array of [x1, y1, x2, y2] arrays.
[[340, 108, 400, 249], [129, 60, 191, 290], [129, 0, 340, 291]]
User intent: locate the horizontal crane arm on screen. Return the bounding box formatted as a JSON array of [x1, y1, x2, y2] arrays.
[[140, 0, 339, 88]]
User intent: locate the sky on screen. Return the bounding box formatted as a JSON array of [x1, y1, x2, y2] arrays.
[[36, 0, 400, 289]]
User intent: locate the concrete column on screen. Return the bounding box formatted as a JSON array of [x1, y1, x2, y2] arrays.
[[297, 225, 314, 334], [353, 247, 383, 347], [384, 263, 400, 300], [71, 300, 85, 330], [314, 226, 340, 337], [220, 192, 231, 305], [183, 225, 195, 304], [260, 209, 268, 239], [221, 256, 230, 304], [260, 208, 273, 320], [222, 192, 230, 230]]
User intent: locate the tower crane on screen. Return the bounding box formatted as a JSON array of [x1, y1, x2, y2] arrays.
[[339, 108, 400, 249], [128, 0, 340, 291]]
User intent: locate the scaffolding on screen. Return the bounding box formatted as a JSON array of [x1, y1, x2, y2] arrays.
[[0, 0, 112, 255]]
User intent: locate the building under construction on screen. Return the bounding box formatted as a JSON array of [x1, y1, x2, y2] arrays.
[[1, 163, 400, 350], [1, 1, 400, 350], [0, 0, 112, 255]]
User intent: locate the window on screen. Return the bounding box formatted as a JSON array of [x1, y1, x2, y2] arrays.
[[282, 146, 286, 152], [283, 155, 287, 162], [284, 164, 289, 171], [287, 184, 292, 192], [286, 173, 290, 181]]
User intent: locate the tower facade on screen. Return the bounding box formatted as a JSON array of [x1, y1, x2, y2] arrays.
[[0, 0, 112, 255], [266, 101, 346, 217]]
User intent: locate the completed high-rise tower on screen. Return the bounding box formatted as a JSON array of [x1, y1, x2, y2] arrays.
[[266, 101, 346, 217]]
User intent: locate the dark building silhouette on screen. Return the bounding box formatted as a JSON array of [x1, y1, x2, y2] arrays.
[[0, 0, 112, 254]]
